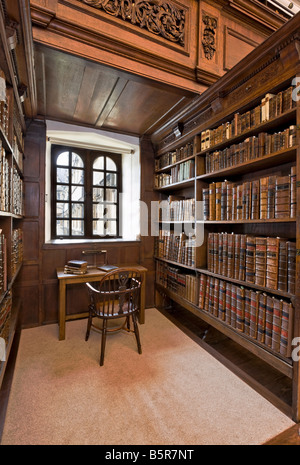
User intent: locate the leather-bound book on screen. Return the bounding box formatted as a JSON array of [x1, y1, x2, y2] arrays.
[[278, 239, 288, 292], [234, 234, 241, 280], [244, 289, 251, 336], [245, 235, 256, 284], [275, 175, 290, 219], [287, 241, 296, 294], [255, 236, 267, 287], [265, 295, 274, 347], [218, 280, 226, 320], [236, 286, 245, 332], [266, 236, 279, 290], [259, 177, 268, 219], [227, 233, 235, 278], [249, 290, 259, 339], [209, 182, 216, 220], [251, 179, 260, 220], [271, 297, 283, 352], [239, 234, 247, 281], [257, 293, 267, 343], [279, 301, 294, 357]]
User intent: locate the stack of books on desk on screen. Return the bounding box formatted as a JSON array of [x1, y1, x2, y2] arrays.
[[64, 260, 88, 274]]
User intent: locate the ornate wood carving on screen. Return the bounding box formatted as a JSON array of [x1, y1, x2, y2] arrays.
[[78, 0, 186, 46], [202, 15, 217, 60]]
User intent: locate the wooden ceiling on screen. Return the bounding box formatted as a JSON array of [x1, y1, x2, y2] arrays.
[[33, 43, 197, 137]]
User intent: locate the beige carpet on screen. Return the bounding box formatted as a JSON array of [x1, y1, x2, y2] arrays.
[[0, 308, 295, 445]]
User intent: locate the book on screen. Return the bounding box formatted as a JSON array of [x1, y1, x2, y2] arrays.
[[278, 240, 288, 292], [266, 237, 279, 290], [275, 175, 290, 219], [255, 237, 267, 287], [265, 295, 274, 347], [244, 289, 251, 336], [245, 236, 255, 284], [249, 290, 259, 339], [271, 298, 282, 352], [236, 286, 245, 332], [279, 301, 294, 357], [257, 293, 267, 343], [290, 165, 296, 218], [287, 241, 296, 294], [97, 264, 118, 272], [67, 260, 88, 268], [218, 280, 226, 320]]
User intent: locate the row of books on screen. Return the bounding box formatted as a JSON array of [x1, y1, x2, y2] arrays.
[[12, 134, 23, 172], [199, 273, 293, 358], [0, 70, 9, 139], [202, 167, 296, 221], [155, 141, 195, 171], [0, 146, 10, 212], [205, 125, 296, 174], [0, 230, 7, 295], [12, 167, 24, 216], [159, 196, 195, 222], [156, 261, 198, 305], [0, 144, 24, 215], [200, 85, 295, 151], [11, 228, 23, 277], [0, 291, 12, 346], [207, 233, 296, 293], [155, 231, 196, 267], [154, 159, 195, 188]]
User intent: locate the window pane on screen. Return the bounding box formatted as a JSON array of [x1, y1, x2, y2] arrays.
[[72, 152, 83, 168], [106, 157, 116, 171], [72, 220, 84, 236], [93, 220, 104, 236], [57, 152, 69, 166], [56, 185, 69, 201], [71, 185, 84, 201], [72, 203, 84, 218], [57, 167, 69, 183], [106, 220, 117, 235], [72, 168, 84, 184], [93, 188, 104, 202], [105, 204, 117, 218], [56, 219, 69, 236], [56, 202, 69, 218], [93, 171, 104, 186], [106, 172, 117, 187], [93, 156, 104, 170], [93, 203, 104, 219], [106, 189, 117, 203]]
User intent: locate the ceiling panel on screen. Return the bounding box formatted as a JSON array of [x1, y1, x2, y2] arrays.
[[34, 43, 196, 136]]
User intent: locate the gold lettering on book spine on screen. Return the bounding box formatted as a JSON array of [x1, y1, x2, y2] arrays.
[[79, 0, 185, 46]]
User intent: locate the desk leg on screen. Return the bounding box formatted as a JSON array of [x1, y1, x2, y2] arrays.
[[139, 272, 146, 325], [59, 281, 66, 340]]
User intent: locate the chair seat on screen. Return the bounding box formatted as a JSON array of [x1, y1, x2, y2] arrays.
[[92, 299, 137, 318]]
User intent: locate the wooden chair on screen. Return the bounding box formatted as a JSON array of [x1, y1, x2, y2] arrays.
[[85, 268, 143, 366]]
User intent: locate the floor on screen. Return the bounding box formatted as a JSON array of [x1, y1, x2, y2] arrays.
[[158, 302, 300, 446], [1, 304, 300, 445]]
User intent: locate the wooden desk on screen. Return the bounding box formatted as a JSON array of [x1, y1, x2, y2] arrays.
[[56, 265, 147, 340]]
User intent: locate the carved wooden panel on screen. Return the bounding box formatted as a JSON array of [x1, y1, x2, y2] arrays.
[[78, 0, 186, 46]]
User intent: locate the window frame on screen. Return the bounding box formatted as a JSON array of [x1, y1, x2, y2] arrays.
[[51, 144, 122, 240]]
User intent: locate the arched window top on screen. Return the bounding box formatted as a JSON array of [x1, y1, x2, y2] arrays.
[[56, 151, 84, 168], [72, 152, 84, 168], [106, 157, 117, 171], [93, 156, 104, 170], [57, 151, 69, 166]]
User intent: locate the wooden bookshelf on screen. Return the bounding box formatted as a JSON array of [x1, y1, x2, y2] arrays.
[[153, 14, 300, 422], [0, 2, 24, 390]]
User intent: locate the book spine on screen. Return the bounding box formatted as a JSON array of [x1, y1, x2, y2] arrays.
[[279, 301, 293, 357], [230, 284, 237, 329], [227, 233, 235, 279], [265, 295, 274, 347], [257, 293, 267, 343], [287, 241, 296, 294], [271, 298, 282, 353], [218, 280, 226, 321], [255, 237, 267, 287], [266, 237, 279, 290], [249, 290, 259, 339], [275, 175, 290, 219], [225, 283, 231, 325], [278, 240, 288, 292], [245, 235, 256, 284], [244, 289, 251, 336], [209, 182, 216, 221], [236, 286, 245, 332], [239, 234, 246, 282]]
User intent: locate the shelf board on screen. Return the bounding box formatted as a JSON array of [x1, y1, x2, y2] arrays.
[[155, 282, 293, 379], [196, 146, 297, 181], [154, 178, 195, 191], [195, 268, 295, 300], [154, 256, 196, 271], [195, 107, 296, 157]]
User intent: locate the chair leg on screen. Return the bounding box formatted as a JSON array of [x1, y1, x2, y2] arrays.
[[132, 313, 142, 354], [100, 319, 107, 366], [85, 313, 93, 341], [126, 315, 130, 331]]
